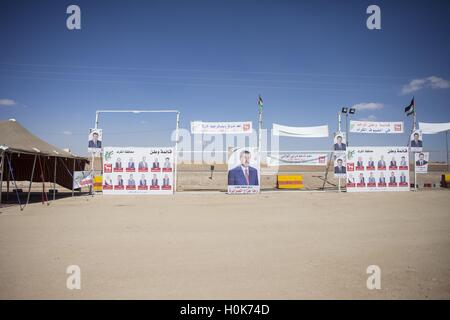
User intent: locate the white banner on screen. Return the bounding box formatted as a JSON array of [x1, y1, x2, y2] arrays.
[[102, 147, 174, 195], [346, 146, 410, 192], [419, 122, 450, 134], [349, 121, 404, 134], [267, 153, 328, 166], [73, 171, 93, 189], [191, 121, 252, 134], [272, 123, 329, 138], [227, 147, 260, 194], [415, 152, 429, 174]]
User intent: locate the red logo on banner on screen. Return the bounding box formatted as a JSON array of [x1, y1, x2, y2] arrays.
[[347, 163, 355, 171], [104, 164, 112, 173], [243, 123, 250, 131], [394, 124, 402, 131], [319, 156, 325, 163]]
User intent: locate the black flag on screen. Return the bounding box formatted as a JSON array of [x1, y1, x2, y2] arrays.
[[404, 97, 415, 116]]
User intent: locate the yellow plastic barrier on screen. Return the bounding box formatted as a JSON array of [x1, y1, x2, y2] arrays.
[[277, 175, 304, 189], [445, 174, 450, 182], [93, 175, 103, 192]]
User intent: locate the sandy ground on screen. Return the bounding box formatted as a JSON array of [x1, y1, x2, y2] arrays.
[[0, 190, 449, 299]]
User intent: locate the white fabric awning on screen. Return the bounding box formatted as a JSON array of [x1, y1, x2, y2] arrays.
[[419, 122, 450, 134], [272, 123, 329, 138]]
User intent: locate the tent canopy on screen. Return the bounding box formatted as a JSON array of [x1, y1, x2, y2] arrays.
[[0, 119, 83, 158], [1, 119, 88, 191]]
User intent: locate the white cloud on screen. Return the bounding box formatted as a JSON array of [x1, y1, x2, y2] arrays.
[[351, 102, 384, 111], [401, 76, 450, 94], [0, 98, 17, 106], [62, 131, 73, 135]]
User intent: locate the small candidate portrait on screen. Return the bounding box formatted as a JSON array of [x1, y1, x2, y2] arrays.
[[117, 175, 124, 186], [127, 174, 136, 186], [416, 153, 428, 166], [390, 157, 397, 167], [138, 157, 148, 169], [127, 158, 135, 169], [367, 157, 375, 167], [151, 174, 159, 186], [115, 157, 122, 169], [139, 174, 147, 186], [104, 175, 112, 186], [356, 157, 364, 167], [163, 157, 171, 169], [368, 172, 376, 184], [410, 132, 423, 148], [334, 134, 346, 151], [162, 174, 170, 187], [334, 158, 346, 174], [400, 172, 407, 183], [400, 156, 407, 167], [377, 155, 386, 168], [389, 171, 396, 183], [358, 173, 365, 184], [228, 150, 259, 186], [347, 174, 355, 183], [152, 158, 160, 169], [378, 172, 386, 183], [88, 130, 102, 148]]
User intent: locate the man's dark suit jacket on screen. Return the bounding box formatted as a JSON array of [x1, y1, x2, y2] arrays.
[[411, 140, 423, 148], [88, 140, 101, 148], [152, 162, 160, 169], [228, 166, 259, 185], [334, 166, 346, 174], [416, 160, 428, 166], [334, 143, 346, 151]]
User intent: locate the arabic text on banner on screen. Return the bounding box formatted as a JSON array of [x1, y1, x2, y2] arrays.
[[349, 121, 404, 134], [190, 121, 253, 134], [267, 153, 328, 166]]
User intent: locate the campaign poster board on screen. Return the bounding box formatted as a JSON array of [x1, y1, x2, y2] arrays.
[[346, 147, 410, 192], [333, 132, 347, 151], [88, 128, 103, 153], [227, 147, 260, 194], [333, 152, 347, 178], [267, 153, 328, 166], [73, 171, 93, 189], [102, 147, 174, 195], [415, 152, 429, 174], [410, 130, 423, 152]]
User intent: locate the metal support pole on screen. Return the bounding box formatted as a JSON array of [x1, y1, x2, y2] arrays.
[[446, 130, 449, 172], [53, 156, 57, 201], [174, 111, 180, 193], [338, 112, 341, 132], [345, 114, 349, 147], [0, 149, 4, 205], [72, 158, 75, 197], [25, 155, 38, 209]]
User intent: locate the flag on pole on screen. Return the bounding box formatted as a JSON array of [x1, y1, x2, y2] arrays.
[[258, 95, 263, 113], [404, 97, 415, 116]]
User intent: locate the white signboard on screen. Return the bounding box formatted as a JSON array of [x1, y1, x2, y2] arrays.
[[272, 123, 329, 138], [227, 147, 260, 194], [88, 128, 103, 153], [267, 153, 328, 166], [350, 121, 404, 134], [191, 121, 252, 134], [73, 171, 93, 189], [415, 152, 429, 174], [346, 147, 410, 192], [102, 147, 174, 195], [419, 122, 450, 134]]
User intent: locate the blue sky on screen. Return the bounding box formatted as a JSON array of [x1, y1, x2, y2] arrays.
[[0, 0, 449, 157]]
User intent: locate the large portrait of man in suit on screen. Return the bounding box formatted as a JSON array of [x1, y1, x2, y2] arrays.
[[227, 148, 260, 190], [333, 132, 347, 151], [410, 130, 423, 151], [88, 128, 102, 152]]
